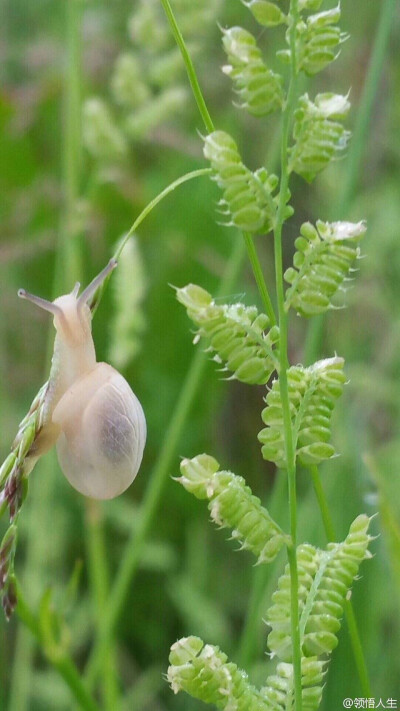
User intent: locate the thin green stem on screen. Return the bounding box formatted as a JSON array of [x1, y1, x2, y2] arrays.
[[115, 169, 212, 259], [86, 500, 120, 710], [309, 465, 372, 697], [243, 232, 276, 326], [9, 4, 85, 709], [344, 602, 372, 698], [156, 2, 277, 330], [16, 587, 100, 711], [159, 0, 214, 134], [85, 234, 246, 687], [336, 0, 396, 216], [309, 465, 335, 541], [60, 0, 83, 285], [271, 1, 302, 707], [303, 0, 396, 366], [236, 471, 287, 667], [90, 169, 212, 312]]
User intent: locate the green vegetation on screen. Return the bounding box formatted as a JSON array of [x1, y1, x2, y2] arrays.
[[0, 0, 399, 709]]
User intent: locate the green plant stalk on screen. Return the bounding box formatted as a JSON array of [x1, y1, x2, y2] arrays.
[[159, 0, 214, 134], [336, 0, 396, 216], [159, 0, 277, 330], [160, 0, 299, 702], [84, 7, 278, 685], [309, 465, 372, 697], [243, 232, 277, 326], [16, 586, 100, 711], [8, 457, 60, 711], [85, 233, 246, 687], [303, 0, 396, 367], [272, 0, 302, 707], [61, 0, 83, 285], [237, 470, 287, 667], [115, 169, 212, 258], [9, 3, 85, 708], [87, 169, 214, 313], [85, 500, 120, 710], [63, 0, 119, 705]]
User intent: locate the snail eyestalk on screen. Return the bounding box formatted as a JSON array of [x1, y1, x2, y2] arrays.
[[77, 259, 118, 310]]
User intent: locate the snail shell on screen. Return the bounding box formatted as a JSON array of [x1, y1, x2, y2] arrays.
[[53, 363, 146, 499]]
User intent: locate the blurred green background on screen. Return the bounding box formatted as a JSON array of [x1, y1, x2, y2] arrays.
[[0, 0, 399, 709]]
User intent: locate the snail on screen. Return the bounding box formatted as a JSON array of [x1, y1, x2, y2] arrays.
[[18, 259, 146, 500]]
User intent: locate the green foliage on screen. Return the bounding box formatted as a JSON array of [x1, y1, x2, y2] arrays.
[[289, 93, 351, 182], [177, 454, 287, 563], [267, 514, 373, 661], [108, 236, 147, 370], [1, 0, 395, 708], [203, 131, 292, 233], [284, 220, 366, 316], [176, 283, 279, 385], [222, 26, 284, 116], [278, 5, 347, 75], [168, 636, 271, 710], [258, 357, 346, 467]]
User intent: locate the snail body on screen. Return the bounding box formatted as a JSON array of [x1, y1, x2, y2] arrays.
[[19, 260, 146, 500]]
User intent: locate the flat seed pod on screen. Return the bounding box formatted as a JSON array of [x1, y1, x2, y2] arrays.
[[288, 93, 351, 182], [285, 220, 366, 316], [222, 26, 284, 116], [203, 130, 285, 234], [258, 357, 346, 468], [178, 454, 287, 564], [267, 515, 373, 662], [176, 283, 279, 385]]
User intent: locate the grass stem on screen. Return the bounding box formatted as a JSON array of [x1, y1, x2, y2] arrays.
[[160, 0, 214, 134], [85, 500, 120, 709], [16, 586, 101, 711], [85, 234, 246, 687], [243, 232, 276, 326], [303, 0, 396, 366], [270, 0, 303, 706]]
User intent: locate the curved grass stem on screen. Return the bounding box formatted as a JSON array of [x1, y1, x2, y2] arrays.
[[159, 0, 277, 330]]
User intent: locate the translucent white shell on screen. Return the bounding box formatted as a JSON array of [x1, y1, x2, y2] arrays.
[[52, 362, 146, 499]]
